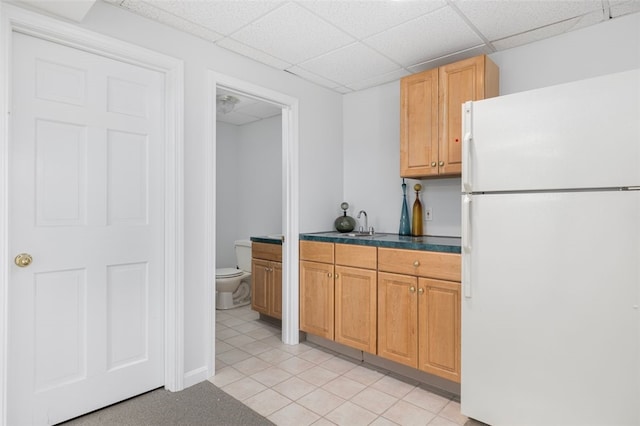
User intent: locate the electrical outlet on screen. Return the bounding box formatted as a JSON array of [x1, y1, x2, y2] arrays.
[[425, 208, 433, 221]]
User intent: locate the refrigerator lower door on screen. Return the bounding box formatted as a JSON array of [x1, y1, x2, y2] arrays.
[[461, 190, 639, 426]]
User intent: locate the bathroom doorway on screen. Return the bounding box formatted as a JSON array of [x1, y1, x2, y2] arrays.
[[215, 89, 283, 270], [206, 72, 300, 378]]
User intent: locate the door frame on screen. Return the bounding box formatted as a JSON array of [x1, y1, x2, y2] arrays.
[[0, 4, 185, 424], [206, 71, 299, 376]]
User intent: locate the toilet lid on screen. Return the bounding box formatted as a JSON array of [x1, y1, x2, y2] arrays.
[[216, 268, 244, 278]]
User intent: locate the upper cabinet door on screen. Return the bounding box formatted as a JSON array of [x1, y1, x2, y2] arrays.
[[400, 68, 439, 178], [439, 56, 485, 176], [440, 55, 499, 176]]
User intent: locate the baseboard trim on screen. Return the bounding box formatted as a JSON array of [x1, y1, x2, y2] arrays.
[[182, 366, 209, 389]]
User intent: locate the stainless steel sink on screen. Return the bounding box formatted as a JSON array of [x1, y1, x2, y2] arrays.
[[344, 232, 376, 237]]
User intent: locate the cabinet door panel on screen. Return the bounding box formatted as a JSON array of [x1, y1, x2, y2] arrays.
[[378, 272, 418, 368], [271, 261, 282, 319], [400, 68, 439, 178], [335, 266, 377, 354], [299, 261, 334, 339], [418, 278, 461, 383], [251, 258, 270, 315], [439, 56, 484, 176]]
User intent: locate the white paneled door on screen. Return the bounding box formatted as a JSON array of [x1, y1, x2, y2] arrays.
[[8, 33, 165, 425]]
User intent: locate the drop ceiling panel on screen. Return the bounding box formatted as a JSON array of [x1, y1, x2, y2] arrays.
[[365, 6, 484, 67], [121, 0, 223, 42], [299, 42, 401, 86], [454, 0, 604, 41], [145, 0, 284, 36], [300, 0, 447, 39], [107, 0, 640, 94], [229, 2, 355, 64]]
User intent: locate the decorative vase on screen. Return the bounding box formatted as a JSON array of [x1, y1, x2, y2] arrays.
[[334, 202, 356, 233], [412, 183, 423, 236], [399, 179, 411, 236]]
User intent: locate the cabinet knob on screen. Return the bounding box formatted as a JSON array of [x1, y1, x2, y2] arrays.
[[410, 286, 416, 293], [335, 273, 339, 279], [413, 260, 420, 267], [455, 138, 459, 142], [418, 288, 424, 295], [431, 162, 436, 167], [328, 273, 332, 278], [439, 161, 444, 167]]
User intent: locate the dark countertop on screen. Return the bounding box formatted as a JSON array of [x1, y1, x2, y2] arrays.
[[299, 231, 461, 254], [250, 235, 283, 245]]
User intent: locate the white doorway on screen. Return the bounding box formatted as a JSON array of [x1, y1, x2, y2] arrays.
[[215, 89, 283, 269], [0, 5, 184, 425], [206, 72, 300, 376]]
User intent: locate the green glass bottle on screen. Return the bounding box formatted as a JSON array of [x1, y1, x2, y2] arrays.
[[399, 179, 411, 236]]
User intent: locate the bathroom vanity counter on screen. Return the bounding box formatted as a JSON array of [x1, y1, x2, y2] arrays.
[[250, 235, 283, 245]]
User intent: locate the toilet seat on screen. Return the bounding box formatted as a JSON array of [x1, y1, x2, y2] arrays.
[[216, 268, 244, 278]]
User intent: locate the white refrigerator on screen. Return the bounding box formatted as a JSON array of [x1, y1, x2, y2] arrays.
[[461, 69, 640, 426]]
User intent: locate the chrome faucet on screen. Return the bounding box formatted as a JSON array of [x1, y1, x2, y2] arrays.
[[357, 210, 374, 235]]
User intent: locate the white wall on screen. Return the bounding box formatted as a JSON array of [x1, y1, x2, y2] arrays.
[[78, 1, 343, 382], [237, 115, 282, 240], [215, 122, 239, 269], [216, 116, 282, 269], [343, 12, 640, 237]]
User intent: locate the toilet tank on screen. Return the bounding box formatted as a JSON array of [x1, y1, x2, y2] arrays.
[[234, 240, 252, 272]]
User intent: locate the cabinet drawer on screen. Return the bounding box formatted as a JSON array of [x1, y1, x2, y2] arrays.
[[335, 243, 377, 269], [378, 248, 460, 282], [300, 240, 334, 263], [252, 242, 282, 262]]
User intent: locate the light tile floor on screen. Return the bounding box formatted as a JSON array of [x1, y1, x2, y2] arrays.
[[209, 305, 475, 426]]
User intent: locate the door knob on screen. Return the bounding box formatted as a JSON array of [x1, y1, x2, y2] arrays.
[[15, 253, 33, 267]]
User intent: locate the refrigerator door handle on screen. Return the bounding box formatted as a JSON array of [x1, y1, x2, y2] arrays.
[[462, 102, 473, 193], [462, 195, 472, 298]]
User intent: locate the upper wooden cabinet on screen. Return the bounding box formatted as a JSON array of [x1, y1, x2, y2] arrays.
[[400, 55, 499, 178]]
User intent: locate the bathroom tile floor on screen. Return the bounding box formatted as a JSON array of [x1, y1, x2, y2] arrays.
[[209, 305, 481, 426]]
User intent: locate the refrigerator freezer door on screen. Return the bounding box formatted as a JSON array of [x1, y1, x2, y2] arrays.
[[461, 190, 639, 425], [464, 69, 640, 193]]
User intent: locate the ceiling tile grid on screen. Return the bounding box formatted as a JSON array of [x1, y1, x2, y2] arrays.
[[228, 2, 355, 65], [109, 0, 640, 94]]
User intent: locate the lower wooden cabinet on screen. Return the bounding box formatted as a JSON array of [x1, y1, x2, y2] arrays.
[[299, 239, 460, 383], [378, 247, 461, 383], [299, 259, 334, 339], [299, 241, 377, 353], [251, 242, 282, 319], [377, 272, 461, 382], [418, 278, 460, 382], [377, 272, 418, 366], [334, 265, 377, 353]]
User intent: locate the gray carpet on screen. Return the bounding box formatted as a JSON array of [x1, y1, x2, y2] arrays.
[[60, 381, 275, 426]]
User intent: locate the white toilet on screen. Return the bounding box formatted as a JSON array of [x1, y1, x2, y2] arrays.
[[216, 240, 252, 310]]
